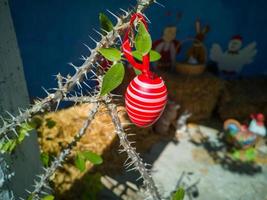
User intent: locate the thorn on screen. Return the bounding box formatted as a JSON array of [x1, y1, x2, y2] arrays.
[[42, 87, 50, 95], [55, 100, 60, 112], [68, 62, 79, 71], [83, 81, 91, 89], [93, 28, 104, 37], [100, 28, 109, 35], [5, 111, 15, 120], [106, 9, 120, 20], [119, 8, 128, 15], [154, 0, 165, 7], [89, 36, 99, 44], [83, 43, 93, 52]]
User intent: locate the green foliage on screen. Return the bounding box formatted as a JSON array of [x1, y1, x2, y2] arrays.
[[45, 118, 56, 129], [0, 122, 34, 153], [172, 188, 185, 200], [134, 21, 152, 55], [40, 152, 50, 167], [99, 13, 113, 34], [98, 48, 121, 62], [245, 148, 256, 161], [232, 150, 240, 160], [41, 195, 55, 200], [75, 151, 103, 172], [100, 62, 125, 96], [27, 194, 34, 200], [134, 68, 142, 75], [82, 173, 104, 200], [132, 50, 161, 62]]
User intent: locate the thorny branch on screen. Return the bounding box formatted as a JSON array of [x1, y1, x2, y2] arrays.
[[105, 95, 161, 200], [24, 102, 99, 200], [1, 0, 164, 199], [0, 0, 156, 141]]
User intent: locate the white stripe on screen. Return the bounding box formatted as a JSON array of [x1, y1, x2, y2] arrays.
[[126, 106, 160, 118], [126, 95, 166, 108], [126, 88, 167, 103], [134, 76, 164, 89], [126, 100, 164, 113], [130, 82, 167, 96], [127, 112, 153, 122]]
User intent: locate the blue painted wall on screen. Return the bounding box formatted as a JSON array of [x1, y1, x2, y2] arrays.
[[9, 0, 267, 99]]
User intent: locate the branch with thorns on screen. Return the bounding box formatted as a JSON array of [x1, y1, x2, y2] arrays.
[[1, 0, 165, 199]]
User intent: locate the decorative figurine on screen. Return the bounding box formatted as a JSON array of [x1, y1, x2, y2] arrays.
[[210, 35, 257, 74], [223, 113, 266, 149], [154, 101, 180, 134], [186, 20, 210, 64], [153, 26, 181, 71]]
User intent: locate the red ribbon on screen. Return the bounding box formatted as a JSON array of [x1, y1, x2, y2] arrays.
[[122, 13, 151, 77]]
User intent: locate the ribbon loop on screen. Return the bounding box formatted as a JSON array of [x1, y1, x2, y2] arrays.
[[122, 13, 150, 76]]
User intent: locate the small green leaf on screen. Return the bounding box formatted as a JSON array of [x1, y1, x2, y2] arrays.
[[82, 151, 103, 165], [232, 150, 240, 160], [45, 119, 56, 129], [245, 148, 256, 161], [100, 62, 125, 96], [18, 131, 26, 143], [75, 153, 86, 172], [41, 195, 54, 200], [98, 48, 121, 62], [99, 13, 113, 34], [40, 152, 50, 167], [133, 68, 142, 75], [134, 21, 152, 55], [132, 50, 161, 62], [172, 188, 185, 200], [27, 194, 34, 200], [149, 50, 161, 61]]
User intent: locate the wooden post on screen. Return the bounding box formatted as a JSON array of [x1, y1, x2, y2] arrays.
[[0, 0, 42, 198]]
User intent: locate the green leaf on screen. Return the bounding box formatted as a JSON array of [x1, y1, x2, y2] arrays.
[[134, 21, 152, 55], [75, 153, 86, 172], [82, 151, 103, 165], [134, 68, 142, 75], [45, 118, 56, 129], [172, 188, 185, 200], [132, 50, 161, 62], [99, 13, 113, 34], [100, 62, 125, 96], [27, 194, 34, 200], [98, 48, 121, 62], [18, 131, 26, 143], [245, 148, 256, 161], [232, 150, 240, 160], [40, 152, 50, 167], [41, 195, 54, 200]]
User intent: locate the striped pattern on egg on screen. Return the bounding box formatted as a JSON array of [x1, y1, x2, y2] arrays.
[[125, 74, 168, 127]]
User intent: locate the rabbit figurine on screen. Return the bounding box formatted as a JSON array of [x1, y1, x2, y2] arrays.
[[154, 101, 180, 134], [186, 20, 210, 64]]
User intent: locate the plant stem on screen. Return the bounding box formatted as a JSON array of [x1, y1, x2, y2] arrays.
[[26, 102, 99, 200], [105, 96, 161, 200]]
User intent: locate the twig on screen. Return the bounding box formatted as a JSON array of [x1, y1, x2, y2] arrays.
[[0, 0, 156, 142], [24, 102, 99, 200], [105, 95, 161, 200]]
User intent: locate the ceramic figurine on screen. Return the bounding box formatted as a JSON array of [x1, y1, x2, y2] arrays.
[[248, 113, 266, 137], [153, 26, 181, 71], [210, 35, 257, 74], [223, 113, 266, 149], [154, 101, 180, 134], [186, 20, 210, 64]]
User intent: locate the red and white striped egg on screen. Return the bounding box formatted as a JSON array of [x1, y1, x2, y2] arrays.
[[125, 74, 168, 127]]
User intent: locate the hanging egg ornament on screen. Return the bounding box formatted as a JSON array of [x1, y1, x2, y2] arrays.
[[125, 73, 167, 127], [123, 13, 168, 127]]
